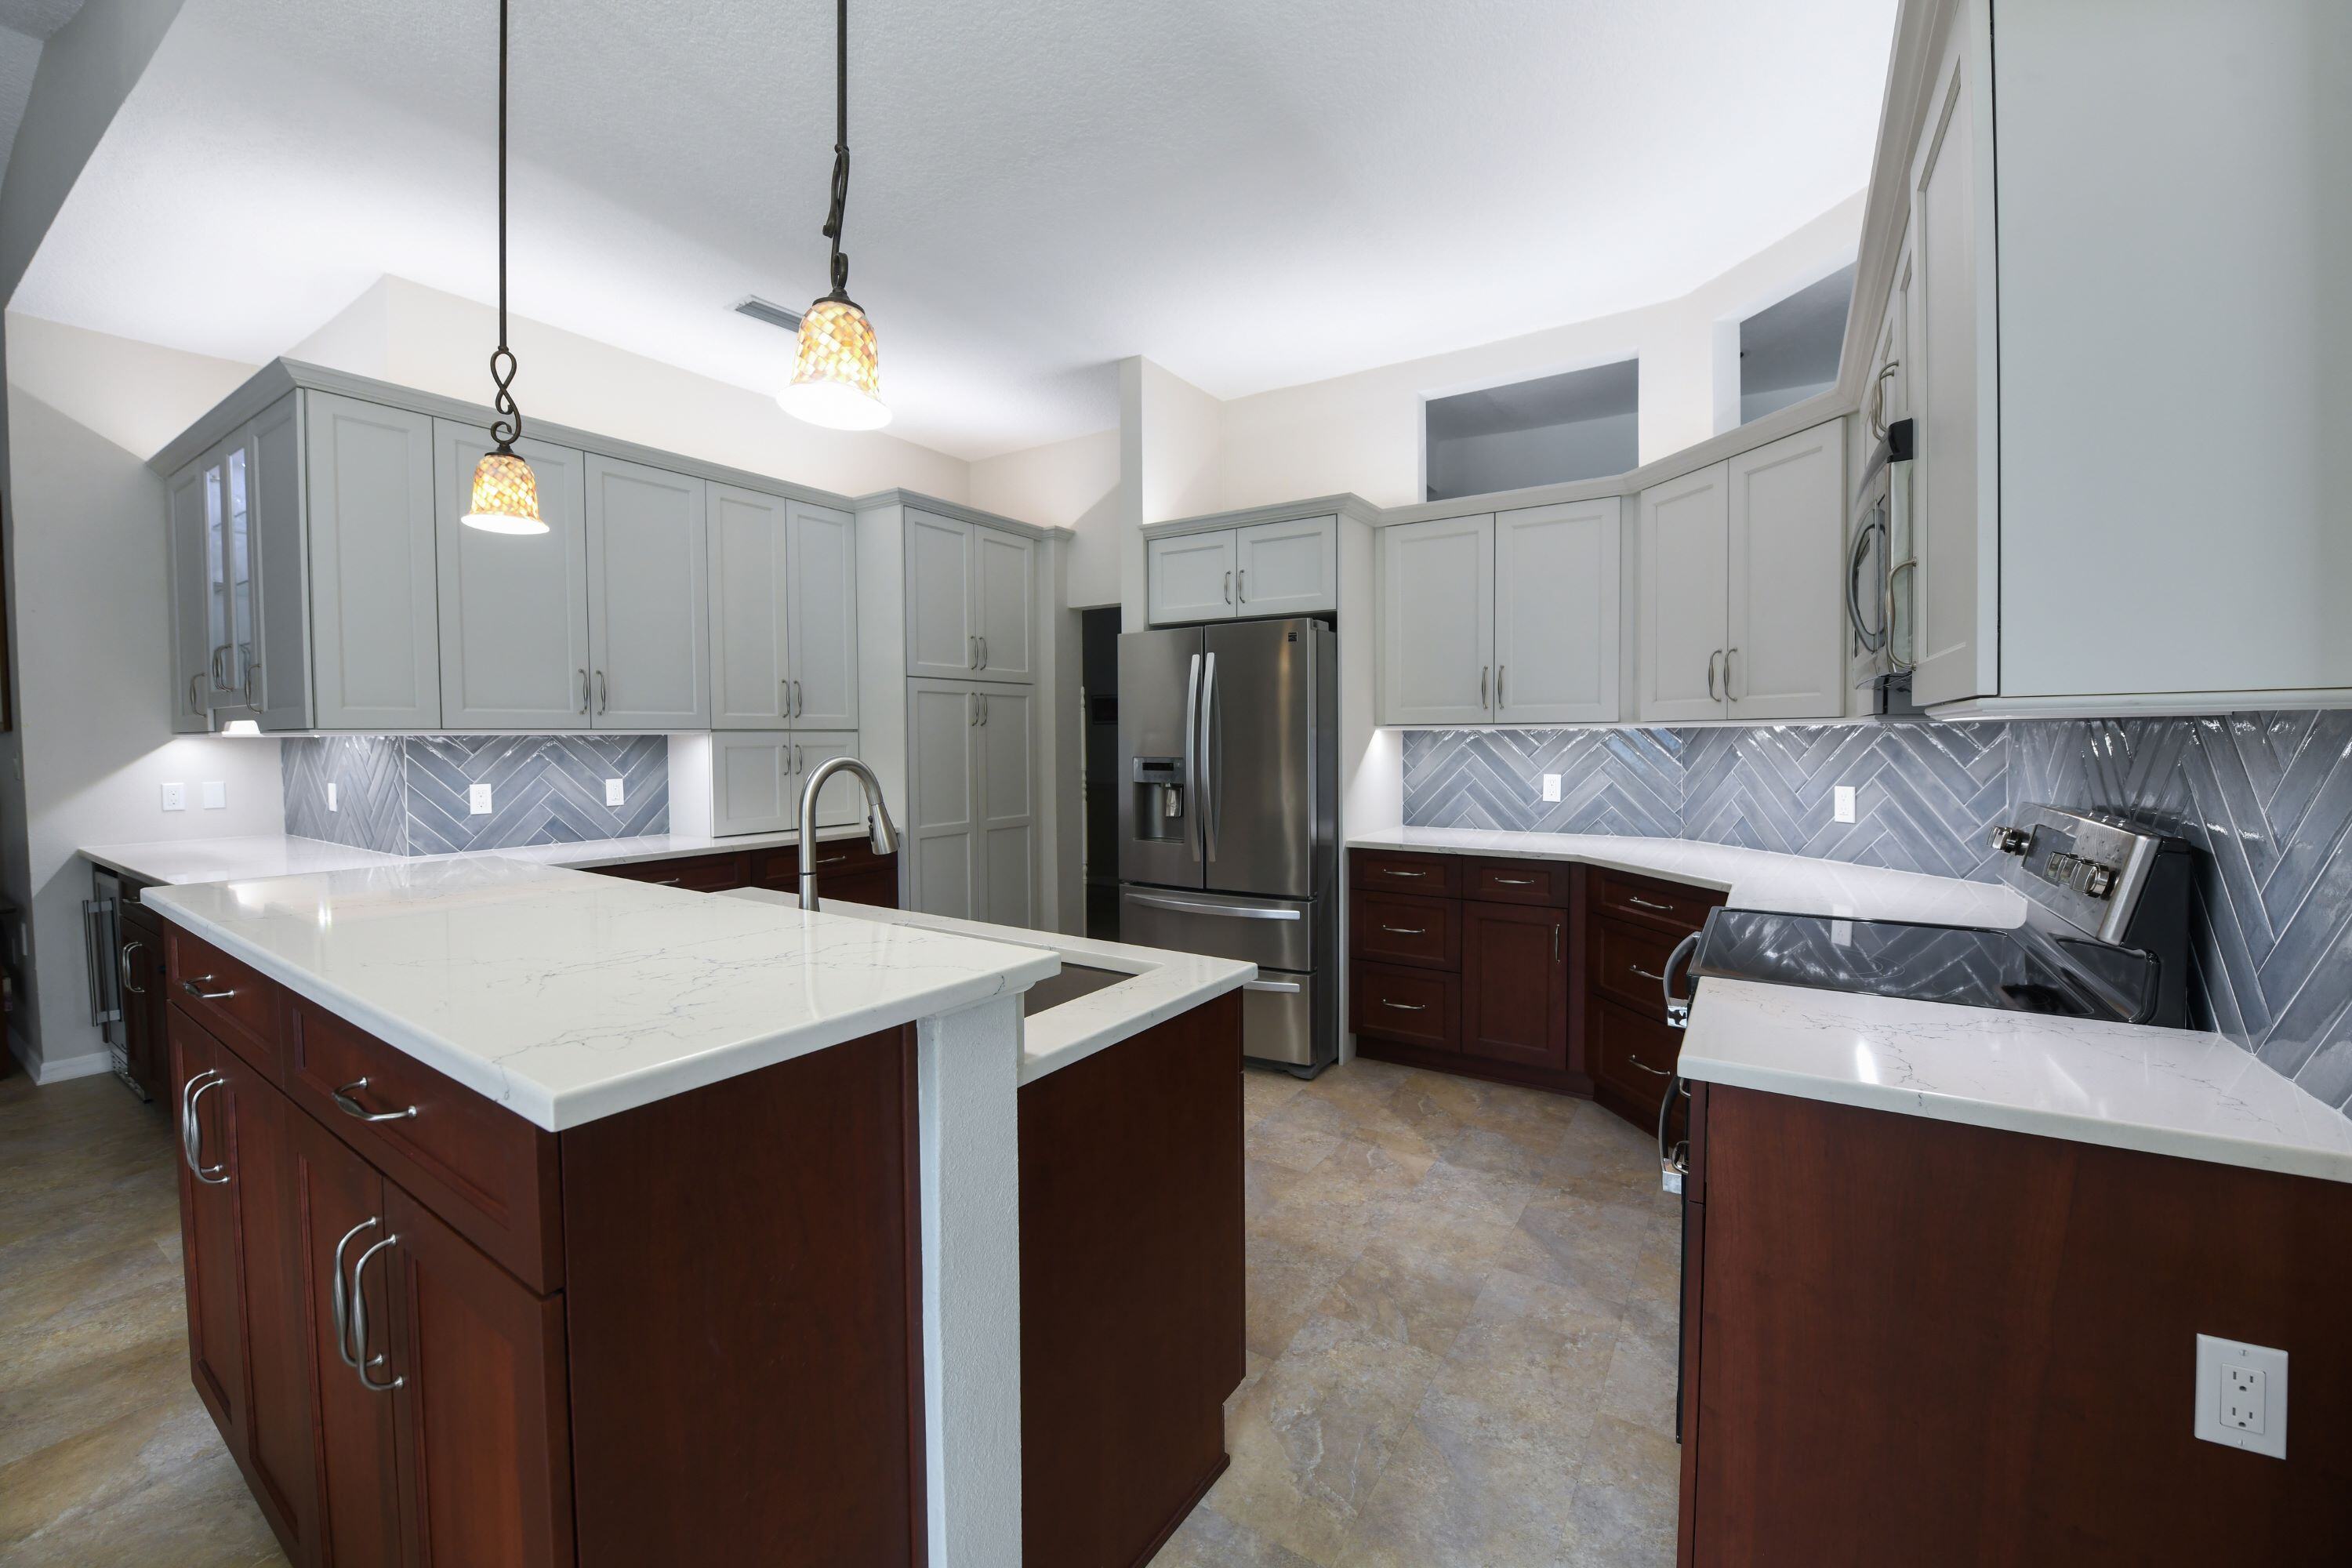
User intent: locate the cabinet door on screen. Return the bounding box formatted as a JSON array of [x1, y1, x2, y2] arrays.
[[169, 1011, 249, 1457], [1637, 463, 1730, 721], [904, 509, 978, 680], [786, 501, 860, 728], [1727, 423, 1846, 720], [234, 1065, 327, 1561], [710, 731, 794, 837], [706, 485, 792, 730], [586, 455, 710, 728], [118, 918, 169, 1102], [305, 392, 444, 728], [287, 1109, 405, 1568], [1378, 514, 1494, 725], [1907, 22, 1998, 706], [435, 423, 593, 730], [1146, 530, 1237, 626], [1495, 499, 1620, 723], [167, 460, 214, 732], [906, 680, 980, 919], [383, 1182, 574, 1568], [1459, 901, 1568, 1073], [975, 686, 1035, 928], [794, 731, 871, 830], [201, 436, 256, 713], [1234, 514, 1337, 618], [250, 395, 313, 731], [971, 524, 1036, 684]]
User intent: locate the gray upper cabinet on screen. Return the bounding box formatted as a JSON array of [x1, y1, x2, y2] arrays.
[[434, 423, 592, 731], [1146, 531, 1236, 625], [1377, 514, 1494, 725], [303, 393, 442, 730], [904, 508, 1034, 684], [787, 500, 859, 728], [165, 462, 213, 732], [1146, 514, 1337, 626], [904, 678, 980, 918], [586, 454, 710, 729], [249, 397, 307, 732], [1493, 499, 1620, 725], [708, 485, 793, 729]]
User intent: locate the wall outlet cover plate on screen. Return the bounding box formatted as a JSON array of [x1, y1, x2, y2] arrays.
[[1833, 784, 1857, 824], [160, 782, 186, 812], [327, 782, 339, 812], [605, 778, 625, 807], [2194, 1333, 2287, 1459], [468, 783, 494, 816], [1541, 773, 1563, 803]]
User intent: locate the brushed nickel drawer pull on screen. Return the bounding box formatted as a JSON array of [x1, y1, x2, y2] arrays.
[[1492, 876, 1534, 886], [330, 1077, 418, 1124], [349, 1235, 406, 1392], [1377, 924, 1427, 936], [181, 1069, 230, 1183], [1382, 999, 1428, 1012], [1626, 895, 1674, 913], [1628, 964, 1668, 983], [1625, 1055, 1672, 1078], [1381, 868, 1428, 879], [181, 976, 237, 1001], [816, 854, 848, 867]]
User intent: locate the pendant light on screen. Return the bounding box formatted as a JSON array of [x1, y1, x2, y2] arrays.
[[779, 0, 891, 431], [461, 0, 546, 533]]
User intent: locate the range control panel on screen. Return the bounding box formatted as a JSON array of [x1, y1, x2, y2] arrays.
[[1986, 805, 2176, 945]]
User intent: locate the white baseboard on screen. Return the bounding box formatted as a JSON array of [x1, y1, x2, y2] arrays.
[[8, 1029, 112, 1085]]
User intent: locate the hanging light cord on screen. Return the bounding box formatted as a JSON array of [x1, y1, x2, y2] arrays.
[[821, 0, 852, 299], [488, 0, 524, 449]]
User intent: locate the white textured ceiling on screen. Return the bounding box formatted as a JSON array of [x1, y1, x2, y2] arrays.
[[0, 0, 83, 177], [16, 0, 1895, 459]]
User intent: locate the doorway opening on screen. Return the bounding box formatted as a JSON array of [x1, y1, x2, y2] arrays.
[[1080, 606, 1122, 941]]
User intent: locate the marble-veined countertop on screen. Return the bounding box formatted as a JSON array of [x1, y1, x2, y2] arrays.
[[144, 856, 1059, 1131], [721, 890, 1257, 1083], [81, 826, 872, 888]]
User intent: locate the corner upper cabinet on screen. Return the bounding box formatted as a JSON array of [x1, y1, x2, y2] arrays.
[[434, 423, 593, 731], [1377, 514, 1494, 725], [585, 455, 710, 728], [1146, 532, 1236, 626], [903, 509, 1034, 684], [303, 394, 445, 730], [1494, 499, 1621, 724]]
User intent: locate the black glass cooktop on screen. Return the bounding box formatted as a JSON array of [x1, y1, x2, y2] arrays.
[[1689, 908, 2169, 1025]]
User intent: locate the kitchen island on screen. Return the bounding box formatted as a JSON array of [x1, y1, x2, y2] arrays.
[[147, 855, 1251, 1567]]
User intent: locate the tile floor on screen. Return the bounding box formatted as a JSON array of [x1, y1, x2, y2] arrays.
[[1153, 1058, 1684, 1567], [0, 1054, 1679, 1567]]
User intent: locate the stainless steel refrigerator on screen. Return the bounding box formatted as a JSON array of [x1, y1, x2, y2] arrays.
[[1117, 619, 1337, 1073]]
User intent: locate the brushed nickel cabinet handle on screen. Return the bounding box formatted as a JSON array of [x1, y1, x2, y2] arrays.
[[1625, 1055, 1672, 1078], [1377, 924, 1427, 936], [1382, 867, 1428, 879], [1629, 964, 1668, 982], [331, 1218, 379, 1371], [1497, 663, 1506, 708], [349, 1235, 405, 1392], [579, 668, 590, 715], [184, 1071, 230, 1185], [181, 976, 236, 1001], [330, 1076, 417, 1124], [978, 636, 988, 669], [1223, 570, 1232, 605], [596, 670, 608, 714], [1724, 647, 1739, 702], [1707, 650, 1721, 702], [793, 678, 803, 717], [1382, 999, 1428, 1012], [1479, 666, 1490, 709], [654, 877, 685, 886], [1492, 876, 1534, 887], [119, 940, 146, 995], [1626, 895, 1674, 913]]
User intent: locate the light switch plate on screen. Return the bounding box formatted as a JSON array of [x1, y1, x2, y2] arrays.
[[160, 782, 186, 812], [1833, 784, 1857, 824], [1541, 773, 1562, 803], [468, 783, 494, 816], [605, 778, 625, 808], [201, 781, 227, 810], [327, 782, 339, 812], [2195, 1334, 2288, 1459]]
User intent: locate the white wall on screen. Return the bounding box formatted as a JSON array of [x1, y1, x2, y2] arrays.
[[5, 312, 255, 457], [970, 426, 1120, 608], [1216, 194, 1865, 510], [291, 277, 975, 504], [2, 379, 286, 1079], [1740, 378, 1836, 426], [1425, 411, 1639, 501]]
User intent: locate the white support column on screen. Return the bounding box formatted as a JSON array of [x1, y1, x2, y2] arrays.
[[914, 994, 1025, 1566]]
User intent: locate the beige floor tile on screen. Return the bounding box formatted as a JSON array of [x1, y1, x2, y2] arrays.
[[1330, 1417, 1571, 1568], [1314, 1236, 1490, 1358], [1243, 1065, 1312, 1127], [1153, 1500, 1328, 1567], [1247, 1117, 1345, 1175], [1557, 1414, 1681, 1567], [1246, 1230, 1359, 1358]]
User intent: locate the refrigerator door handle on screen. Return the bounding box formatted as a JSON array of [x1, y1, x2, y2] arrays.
[[1200, 651, 1219, 863], [1125, 892, 1302, 921], [1181, 652, 1203, 863]]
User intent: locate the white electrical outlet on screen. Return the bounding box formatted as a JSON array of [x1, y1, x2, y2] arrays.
[[201, 781, 227, 810], [2195, 1334, 2288, 1459], [469, 783, 494, 816], [327, 782, 339, 812], [1541, 773, 1562, 803], [1833, 784, 1857, 824], [161, 782, 187, 812], [605, 778, 625, 808]]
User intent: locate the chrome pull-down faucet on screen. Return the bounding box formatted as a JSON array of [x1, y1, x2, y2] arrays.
[[797, 756, 900, 911]]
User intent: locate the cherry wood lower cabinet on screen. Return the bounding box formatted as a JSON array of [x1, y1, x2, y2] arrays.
[[1018, 991, 1244, 1568], [164, 927, 923, 1568], [586, 840, 900, 907], [1459, 900, 1570, 1073], [1679, 1086, 2352, 1563]]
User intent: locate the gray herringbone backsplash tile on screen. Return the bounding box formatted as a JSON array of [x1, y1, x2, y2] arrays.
[[283, 735, 669, 857], [1403, 713, 2352, 1112]]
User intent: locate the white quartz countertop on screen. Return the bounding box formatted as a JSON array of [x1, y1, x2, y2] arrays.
[[143, 857, 1060, 1131], [722, 890, 1256, 1084], [1346, 826, 2027, 927], [1678, 978, 2352, 1184], [81, 827, 869, 888]]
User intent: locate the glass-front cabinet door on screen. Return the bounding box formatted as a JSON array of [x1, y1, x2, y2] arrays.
[[200, 435, 257, 711]]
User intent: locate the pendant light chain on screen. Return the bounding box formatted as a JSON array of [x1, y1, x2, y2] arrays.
[[822, 0, 851, 299], [488, 0, 523, 449]]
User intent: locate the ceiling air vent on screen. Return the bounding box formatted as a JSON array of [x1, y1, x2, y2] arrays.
[[732, 295, 804, 333]]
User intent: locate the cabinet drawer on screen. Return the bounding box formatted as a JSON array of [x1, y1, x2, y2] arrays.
[[164, 926, 281, 1074], [1351, 891, 1459, 971], [283, 999, 564, 1294], [594, 851, 749, 891], [752, 840, 891, 887], [1590, 996, 1682, 1110], [1593, 917, 1688, 1020], [1592, 869, 1719, 934], [1465, 857, 1573, 907], [1351, 962, 1459, 1054], [1350, 850, 1460, 898]]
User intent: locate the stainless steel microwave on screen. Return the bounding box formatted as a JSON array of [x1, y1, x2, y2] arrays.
[[1846, 416, 1918, 715]]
